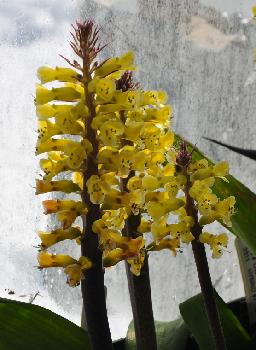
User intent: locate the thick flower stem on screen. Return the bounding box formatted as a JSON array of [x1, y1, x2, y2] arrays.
[[191, 240, 227, 350], [121, 174, 157, 350], [80, 53, 113, 349], [125, 257, 157, 350], [184, 173, 227, 350]]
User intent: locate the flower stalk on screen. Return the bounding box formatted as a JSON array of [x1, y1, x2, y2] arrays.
[[178, 142, 227, 350], [78, 22, 113, 350]]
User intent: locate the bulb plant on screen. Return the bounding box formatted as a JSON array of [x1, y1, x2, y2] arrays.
[[35, 20, 236, 350]]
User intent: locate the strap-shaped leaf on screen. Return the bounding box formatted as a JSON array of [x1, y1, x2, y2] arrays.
[[175, 135, 256, 255], [180, 292, 254, 350], [203, 138, 256, 161], [125, 318, 190, 349], [0, 298, 90, 350]]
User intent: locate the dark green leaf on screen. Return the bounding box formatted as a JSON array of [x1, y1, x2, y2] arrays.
[[180, 292, 254, 350], [203, 138, 256, 161], [125, 318, 190, 350], [0, 298, 91, 350], [175, 135, 256, 255]]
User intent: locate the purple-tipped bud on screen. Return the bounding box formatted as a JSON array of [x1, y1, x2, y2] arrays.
[[176, 141, 192, 169], [116, 71, 140, 92]]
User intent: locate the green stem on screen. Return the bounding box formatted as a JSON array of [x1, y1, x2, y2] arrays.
[[81, 58, 113, 350], [184, 174, 227, 350]]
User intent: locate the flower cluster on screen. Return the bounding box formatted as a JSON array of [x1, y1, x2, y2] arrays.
[[35, 21, 235, 287]]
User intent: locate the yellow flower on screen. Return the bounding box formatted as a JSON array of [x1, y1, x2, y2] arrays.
[[38, 252, 77, 268], [86, 175, 109, 204], [40, 156, 69, 181], [37, 121, 62, 144], [146, 198, 184, 220], [141, 90, 168, 106], [55, 112, 84, 135], [36, 138, 78, 155], [151, 217, 170, 241], [144, 105, 172, 125], [64, 256, 92, 287], [99, 120, 124, 146], [141, 175, 159, 191], [127, 249, 145, 276], [94, 51, 135, 78], [36, 85, 81, 105], [42, 199, 86, 214], [72, 172, 83, 189], [102, 189, 128, 210], [169, 222, 194, 244], [189, 177, 215, 200], [103, 248, 126, 267], [101, 208, 128, 230], [36, 102, 88, 121], [38, 227, 81, 248], [98, 146, 120, 172], [64, 143, 87, 169], [197, 192, 219, 216], [191, 161, 229, 182], [127, 176, 143, 191], [139, 123, 161, 150], [89, 77, 116, 102], [164, 175, 186, 198], [137, 218, 152, 234], [123, 121, 144, 143], [199, 196, 236, 227], [35, 179, 81, 194], [188, 159, 209, 173], [199, 232, 228, 258], [214, 196, 236, 227], [149, 238, 180, 256], [37, 66, 79, 83]]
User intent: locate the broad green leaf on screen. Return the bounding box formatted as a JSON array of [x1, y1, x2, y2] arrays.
[[175, 135, 256, 255], [180, 292, 254, 350], [125, 318, 190, 350], [0, 298, 91, 350]]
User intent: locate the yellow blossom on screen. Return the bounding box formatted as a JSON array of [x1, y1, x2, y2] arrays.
[[64, 256, 92, 287], [149, 238, 180, 256], [38, 227, 81, 248], [99, 120, 124, 146], [37, 66, 79, 83], [36, 84, 81, 105], [146, 198, 184, 220], [94, 51, 135, 78], [38, 252, 77, 268], [199, 232, 228, 258], [35, 179, 81, 194]]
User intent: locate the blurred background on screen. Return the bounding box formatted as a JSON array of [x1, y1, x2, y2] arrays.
[[0, 0, 256, 340]]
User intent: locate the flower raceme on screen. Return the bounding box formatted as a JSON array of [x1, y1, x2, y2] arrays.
[[35, 21, 235, 288]]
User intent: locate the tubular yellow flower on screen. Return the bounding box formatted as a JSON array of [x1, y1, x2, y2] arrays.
[[149, 238, 180, 256], [64, 256, 92, 287], [37, 66, 80, 83], [38, 252, 77, 268], [199, 232, 228, 259], [42, 199, 86, 214], [36, 85, 81, 105], [94, 51, 135, 78], [36, 179, 81, 194], [146, 198, 184, 220], [38, 227, 81, 248]]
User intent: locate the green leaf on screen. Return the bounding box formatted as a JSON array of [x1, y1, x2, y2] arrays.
[[125, 318, 190, 350], [180, 292, 254, 350], [0, 298, 91, 350], [175, 135, 256, 255]]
